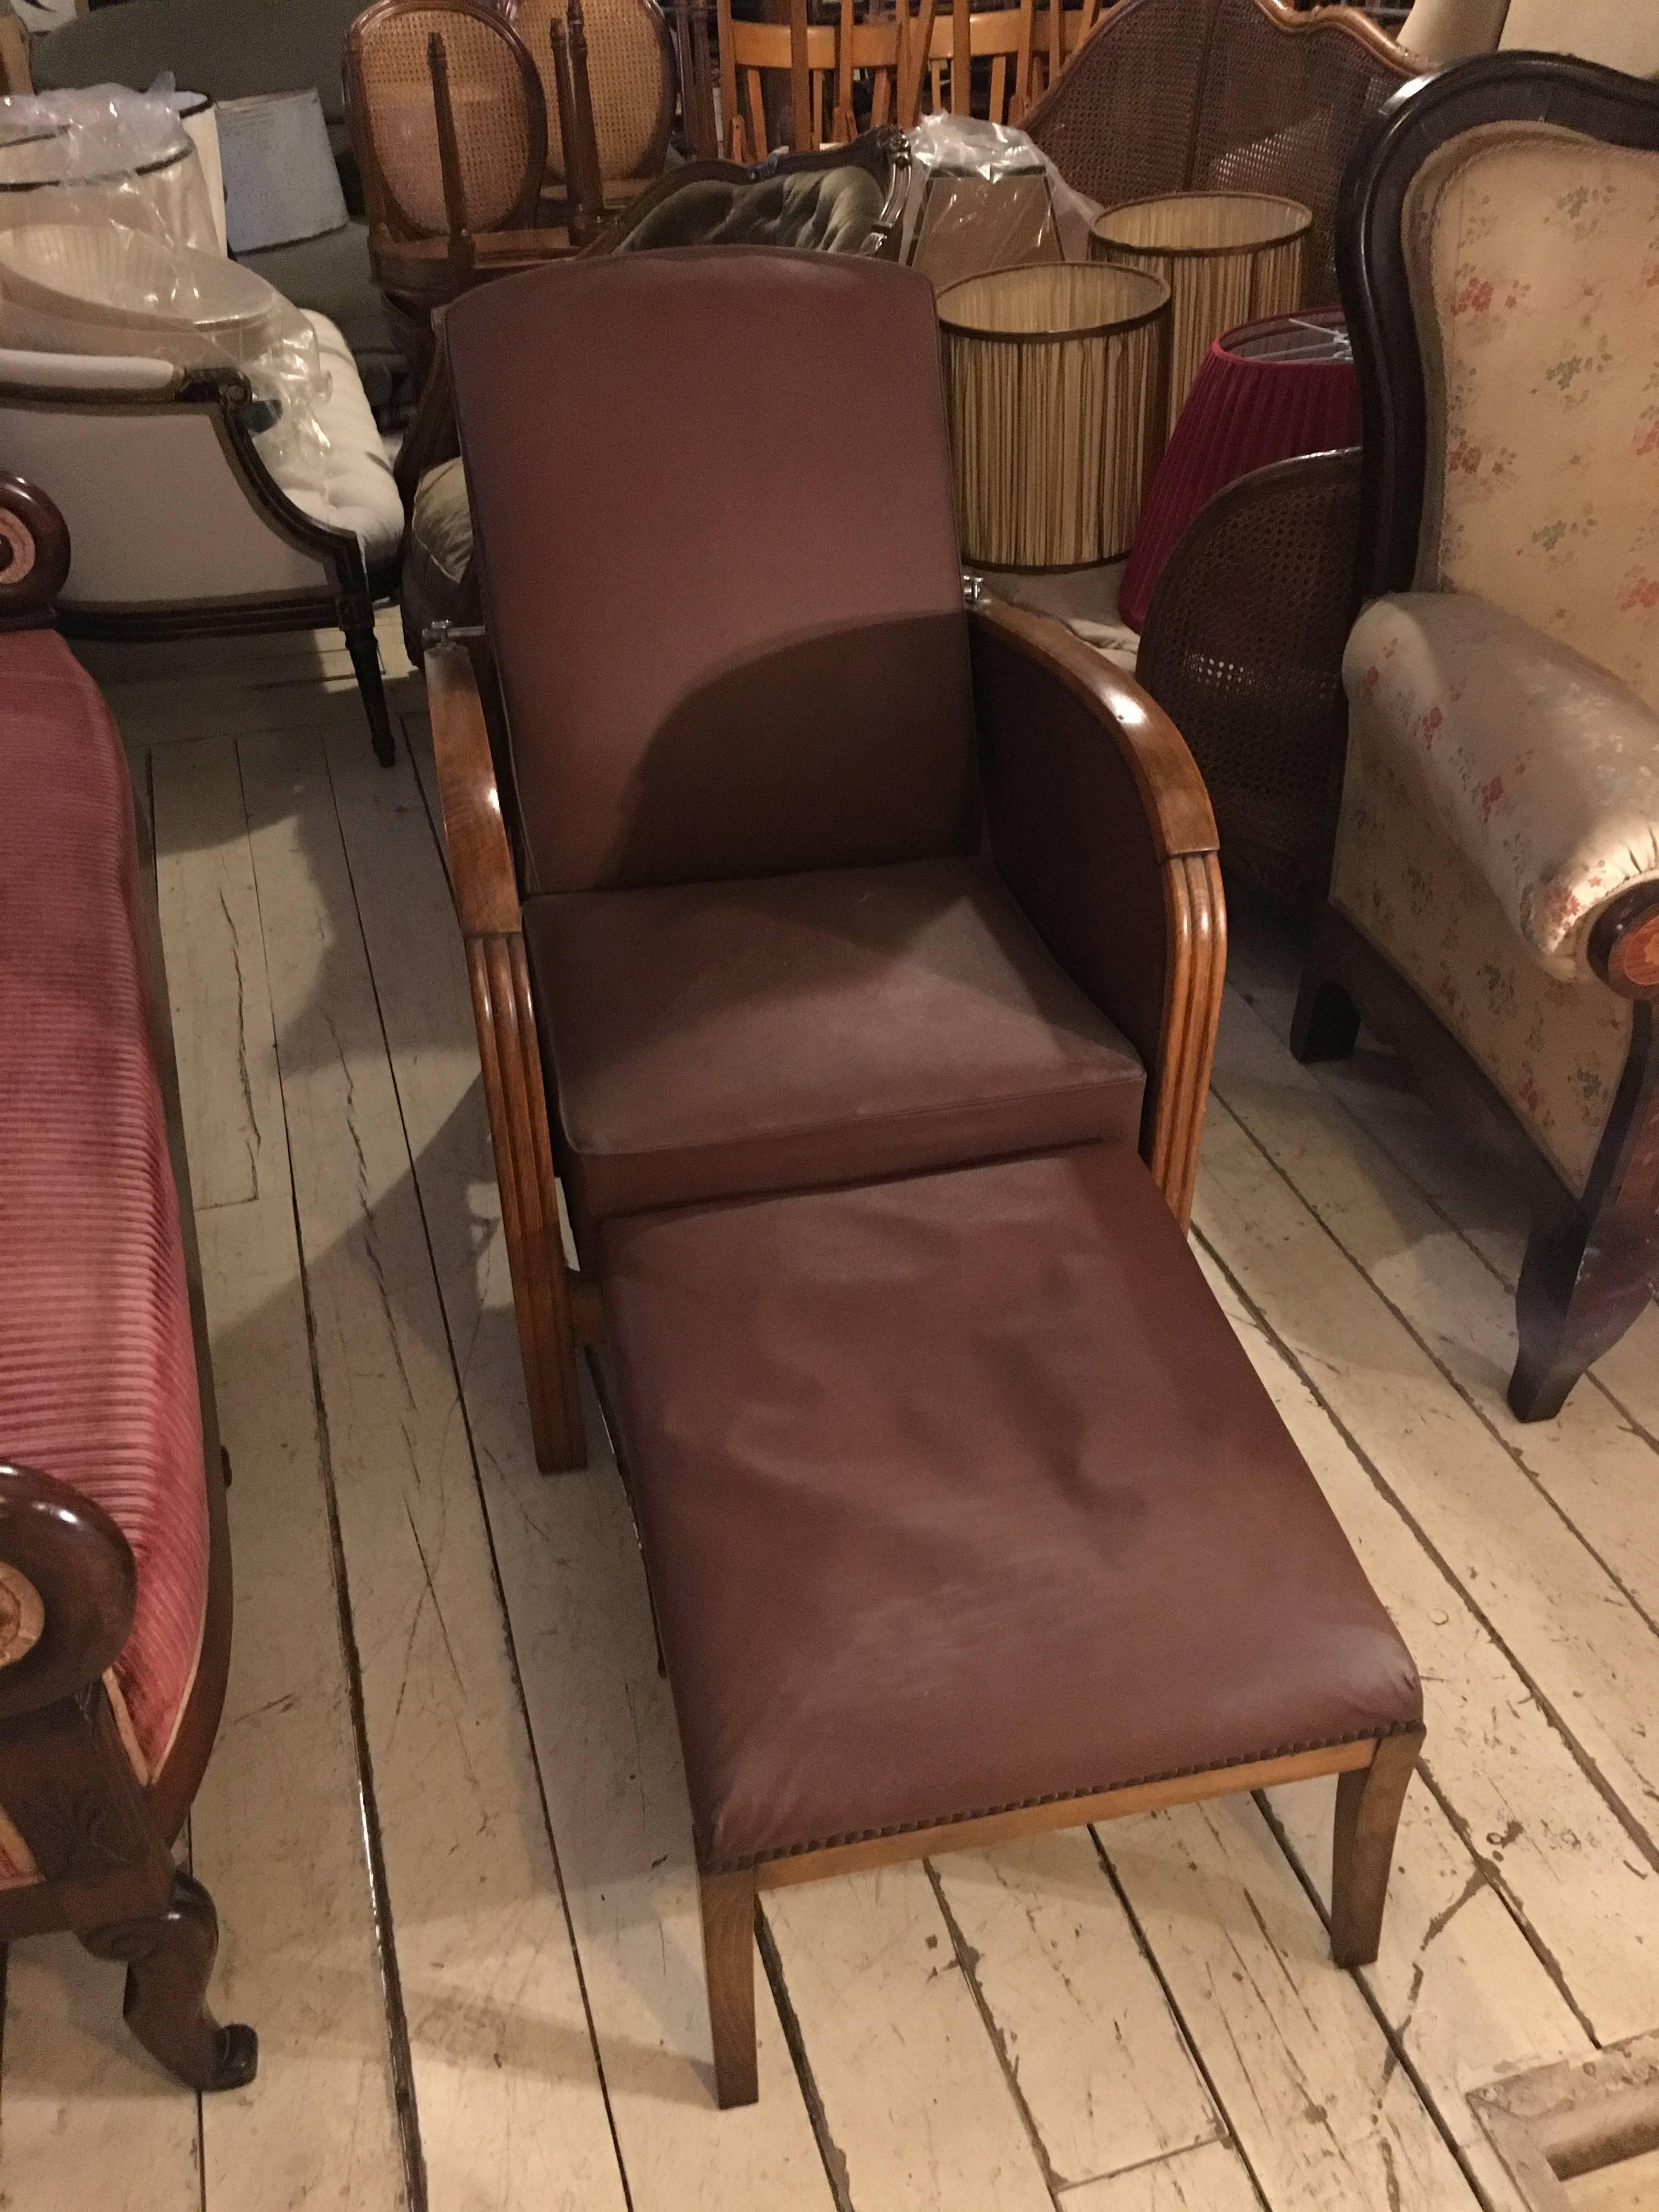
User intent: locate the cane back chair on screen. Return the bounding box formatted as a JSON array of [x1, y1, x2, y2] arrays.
[[506, 0, 675, 207], [346, 0, 557, 304], [1024, 0, 1414, 303], [1291, 55, 1659, 1419]]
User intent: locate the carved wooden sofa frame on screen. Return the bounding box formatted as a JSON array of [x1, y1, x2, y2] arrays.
[[0, 479, 254, 2092]]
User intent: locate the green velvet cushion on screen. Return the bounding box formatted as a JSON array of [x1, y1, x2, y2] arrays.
[[620, 166, 885, 255], [402, 457, 478, 663]]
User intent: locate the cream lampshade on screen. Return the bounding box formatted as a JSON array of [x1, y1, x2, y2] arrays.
[[1089, 191, 1312, 443], [937, 261, 1171, 574]]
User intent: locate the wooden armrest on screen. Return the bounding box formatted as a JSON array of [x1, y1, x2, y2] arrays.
[[969, 597, 1223, 1228], [425, 640, 521, 937], [0, 1462, 136, 1725], [972, 597, 1218, 859]]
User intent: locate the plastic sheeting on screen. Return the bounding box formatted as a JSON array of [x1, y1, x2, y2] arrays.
[[0, 91, 331, 498], [902, 114, 1102, 289]]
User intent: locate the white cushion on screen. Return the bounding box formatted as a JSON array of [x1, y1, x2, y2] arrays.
[[270, 311, 403, 568]]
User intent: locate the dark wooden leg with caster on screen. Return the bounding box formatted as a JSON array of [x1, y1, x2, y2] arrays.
[[1329, 1728, 1424, 1969], [699, 1867, 758, 2109], [1291, 957, 1361, 1065], [82, 1870, 258, 2092]]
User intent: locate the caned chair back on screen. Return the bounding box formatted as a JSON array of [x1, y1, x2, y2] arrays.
[[347, 0, 547, 240], [1025, 0, 1411, 302], [506, 0, 676, 185]]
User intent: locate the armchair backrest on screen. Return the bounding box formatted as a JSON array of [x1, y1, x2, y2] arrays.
[[1025, 0, 1413, 303], [445, 250, 978, 896], [1340, 55, 1659, 710]]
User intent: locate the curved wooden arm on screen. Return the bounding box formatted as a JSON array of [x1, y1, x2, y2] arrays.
[[425, 640, 591, 1468], [426, 639, 521, 938], [969, 599, 1224, 1228], [0, 1463, 136, 1725], [973, 599, 1218, 857]]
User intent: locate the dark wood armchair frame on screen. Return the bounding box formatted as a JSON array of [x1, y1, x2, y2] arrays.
[[0, 479, 254, 2091], [1292, 54, 1659, 1420], [0, 368, 399, 766], [426, 597, 1226, 1476]]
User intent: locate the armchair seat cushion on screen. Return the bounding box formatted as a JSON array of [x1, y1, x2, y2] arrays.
[[524, 855, 1147, 1238], [1344, 591, 1659, 978]]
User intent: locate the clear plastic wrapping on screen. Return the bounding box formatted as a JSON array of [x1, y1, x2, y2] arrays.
[[0, 91, 330, 499], [902, 114, 1103, 290]]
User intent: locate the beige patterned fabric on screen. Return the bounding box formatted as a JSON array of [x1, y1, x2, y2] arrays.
[[1406, 123, 1659, 711], [1333, 623, 1632, 1194], [1344, 592, 1659, 977]]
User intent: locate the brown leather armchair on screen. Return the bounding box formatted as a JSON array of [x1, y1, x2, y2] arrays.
[[428, 249, 1225, 1473]]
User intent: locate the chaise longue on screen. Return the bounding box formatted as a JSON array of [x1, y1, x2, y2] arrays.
[[427, 247, 1425, 2107]]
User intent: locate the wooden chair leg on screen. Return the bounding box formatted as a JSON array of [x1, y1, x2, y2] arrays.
[[1291, 955, 1360, 1064], [82, 1870, 258, 2092], [342, 605, 397, 769], [699, 1868, 758, 2109], [1329, 1729, 1423, 1969], [1509, 1209, 1658, 1423]]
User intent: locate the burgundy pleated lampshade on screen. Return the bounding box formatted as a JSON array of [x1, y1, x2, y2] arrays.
[[1120, 308, 1361, 632]]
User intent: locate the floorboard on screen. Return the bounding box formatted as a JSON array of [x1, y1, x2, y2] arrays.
[[9, 635, 1659, 2212]]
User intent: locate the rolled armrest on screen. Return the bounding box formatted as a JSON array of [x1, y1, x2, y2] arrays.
[[970, 597, 1223, 1226], [0, 1462, 136, 1725], [1344, 592, 1659, 983]]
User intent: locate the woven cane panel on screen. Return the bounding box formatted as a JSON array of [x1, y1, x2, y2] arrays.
[[1187, 5, 1408, 305], [1025, 0, 1212, 216], [1092, 195, 1310, 442], [512, 0, 670, 181], [360, 10, 537, 233], [1136, 455, 1361, 905], [940, 263, 1171, 571]]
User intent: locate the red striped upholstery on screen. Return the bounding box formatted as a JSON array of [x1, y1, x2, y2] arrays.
[[0, 633, 208, 1879]]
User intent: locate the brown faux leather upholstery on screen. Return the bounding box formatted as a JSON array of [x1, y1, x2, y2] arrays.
[[444, 250, 978, 896], [600, 1144, 1424, 1870], [524, 856, 1147, 1240]]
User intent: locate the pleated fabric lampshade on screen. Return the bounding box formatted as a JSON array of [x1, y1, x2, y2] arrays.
[[1089, 193, 1312, 443], [937, 262, 1171, 574]]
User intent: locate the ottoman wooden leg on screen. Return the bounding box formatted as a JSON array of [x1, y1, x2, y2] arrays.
[[699, 1868, 758, 2109], [1329, 1728, 1424, 1968]]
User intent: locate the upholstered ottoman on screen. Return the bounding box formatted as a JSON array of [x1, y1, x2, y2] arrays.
[[599, 1141, 1424, 2107]]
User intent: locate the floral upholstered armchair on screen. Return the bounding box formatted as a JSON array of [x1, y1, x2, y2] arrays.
[[1295, 54, 1659, 1420]]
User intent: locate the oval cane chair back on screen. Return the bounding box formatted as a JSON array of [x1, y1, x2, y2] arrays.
[[348, 0, 548, 241], [507, 0, 676, 187]]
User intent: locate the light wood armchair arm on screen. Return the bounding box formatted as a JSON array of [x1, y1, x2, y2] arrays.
[[969, 597, 1224, 1228], [426, 641, 592, 1469]]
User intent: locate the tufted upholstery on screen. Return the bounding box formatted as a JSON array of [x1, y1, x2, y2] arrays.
[[279, 311, 404, 567], [0, 632, 211, 1882], [1407, 125, 1659, 710], [618, 166, 885, 254]]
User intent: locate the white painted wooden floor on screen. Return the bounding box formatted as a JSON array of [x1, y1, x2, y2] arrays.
[[4, 610, 1658, 2212]]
